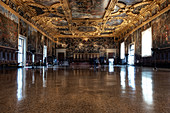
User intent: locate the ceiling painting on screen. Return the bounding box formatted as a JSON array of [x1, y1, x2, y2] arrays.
[[69, 0, 110, 18], [118, 0, 143, 5], [106, 19, 123, 26], [77, 26, 97, 32], [0, 0, 168, 40], [33, 0, 60, 6]]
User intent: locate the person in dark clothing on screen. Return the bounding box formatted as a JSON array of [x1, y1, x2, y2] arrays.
[[44, 57, 47, 66], [89, 58, 93, 68]]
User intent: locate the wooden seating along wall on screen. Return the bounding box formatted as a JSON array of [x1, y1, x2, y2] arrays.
[[35, 53, 43, 66], [0, 46, 18, 68], [73, 53, 100, 62], [139, 47, 170, 67], [26, 52, 43, 66]]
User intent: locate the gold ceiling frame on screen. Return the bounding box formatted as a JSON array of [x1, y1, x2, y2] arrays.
[[71, 19, 102, 36], [61, 0, 72, 33], [101, 0, 117, 32], [55, 0, 118, 38]]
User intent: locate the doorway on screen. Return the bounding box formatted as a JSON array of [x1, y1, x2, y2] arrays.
[[58, 52, 64, 61], [128, 43, 135, 65], [18, 35, 26, 67]]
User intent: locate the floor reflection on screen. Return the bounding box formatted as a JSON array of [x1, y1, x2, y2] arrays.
[[17, 68, 26, 101], [43, 67, 47, 88], [128, 66, 135, 90], [0, 66, 170, 113], [142, 71, 153, 105], [32, 70, 35, 84], [120, 67, 126, 89], [108, 63, 114, 72]]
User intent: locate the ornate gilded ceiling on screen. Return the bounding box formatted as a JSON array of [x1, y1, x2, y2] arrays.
[[0, 0, 169, 40]]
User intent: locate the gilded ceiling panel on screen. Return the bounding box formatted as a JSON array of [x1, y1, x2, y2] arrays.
[[33, 0, 60, 6], [69, 0, 110, 18], [77, 26, 97, 32], [52, 19, 68, 26], [106, 19, 123, 26], [118, 0, 143, 5]]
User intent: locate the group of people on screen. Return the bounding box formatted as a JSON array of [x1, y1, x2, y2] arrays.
[[89, 57, 106, 68]]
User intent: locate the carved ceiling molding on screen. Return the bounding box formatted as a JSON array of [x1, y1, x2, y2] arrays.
[[0, 0, 169, 41]]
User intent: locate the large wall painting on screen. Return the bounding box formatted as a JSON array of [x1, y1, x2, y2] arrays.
[[19, 19, 27, 37], [27, 25, 37, 51], [0, 4, 18, 23], [57, 37, 117, 57], [124, 10, 170, 62], [0, 13, 18, 49], [152, 11, 170, 48]]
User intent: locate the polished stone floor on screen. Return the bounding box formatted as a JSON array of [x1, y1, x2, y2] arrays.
[[0, 65, 170, 113]]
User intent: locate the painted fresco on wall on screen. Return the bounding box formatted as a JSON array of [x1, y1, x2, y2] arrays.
[[0, 4, 18, 23], [0, 13, 18, 49], [19, 19, 27, 37], [57, 37, 116, 57], [152, 11, 170, 48], [27, 25, 37, 51], [124, 10, 169, 60]]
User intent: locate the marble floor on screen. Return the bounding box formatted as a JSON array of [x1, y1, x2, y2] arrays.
[[0, 65, 170, 113]]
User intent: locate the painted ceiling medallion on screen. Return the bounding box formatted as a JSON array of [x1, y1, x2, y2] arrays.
[[106, 19, 124, 26], [77, 26, 97, 32], [69, 0, 110, 18], [33, 0, 60, 6], [118, 0, 143, 5]]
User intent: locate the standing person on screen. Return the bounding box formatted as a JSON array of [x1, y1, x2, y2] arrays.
[[44, 57, 46, 66], [89, 58, 93, 69], [96, 58, 99, 68], [93, 57, 97, 68], [100, 57, 104, 68]]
